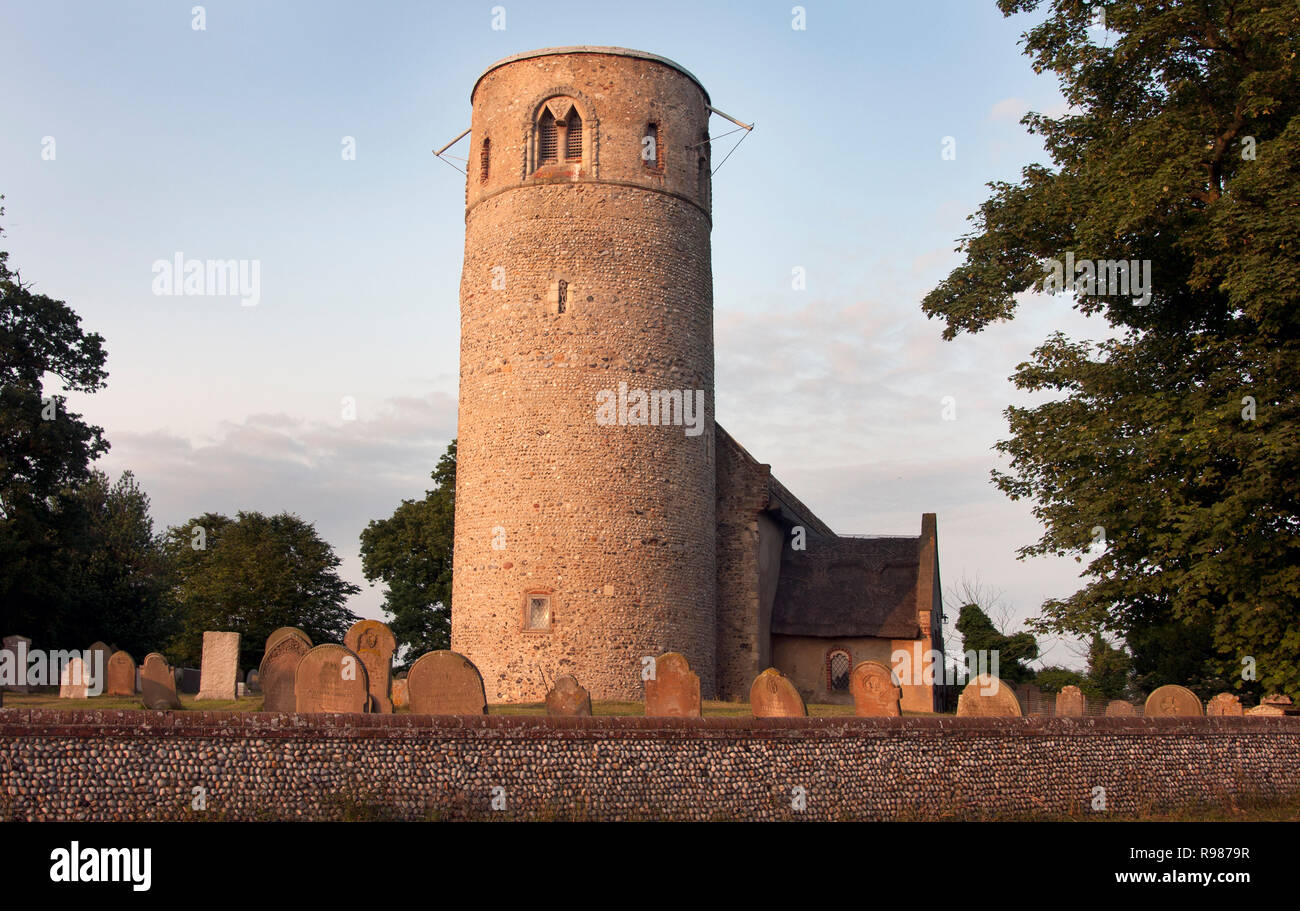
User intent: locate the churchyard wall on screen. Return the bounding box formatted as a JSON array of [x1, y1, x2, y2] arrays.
[[2, 710, 1298, 821]]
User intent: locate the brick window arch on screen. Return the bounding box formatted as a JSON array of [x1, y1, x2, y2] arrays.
[[827, 649, 851, 692]]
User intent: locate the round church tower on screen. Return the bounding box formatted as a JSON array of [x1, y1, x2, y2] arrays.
[[451, 47, 718, 703]]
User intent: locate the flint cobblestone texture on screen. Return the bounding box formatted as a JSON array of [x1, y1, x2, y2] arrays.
[[453, 50, 718, 703], [2, 710, 1298, 821]]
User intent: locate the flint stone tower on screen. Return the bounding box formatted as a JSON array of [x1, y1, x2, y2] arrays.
[[452, 47, 718, 702]]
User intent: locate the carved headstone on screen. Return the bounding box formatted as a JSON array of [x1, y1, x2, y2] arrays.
[[140, 653, 181, 709], [956, 674, 1023, 717], [259, 630, 312, 713], [1055, 685, 1086, 717], [2, 635, 34, 692], [392, 677, 409, 710], [265, 627, 312, 652], [59, 656, 88, 699], [1105, 699, 1137, 716], [106, 651, 136, 696], [196, 631, 240, 701], [849, 660, 901, 717], [546, 674, 593, 716], [643, 652, 702, 718], [1144, 684, 1203, 717], [294, 644, 370, 713], [748, 667, 806, 717], [343, 619, 397, 714], [1206, 693, 1244, 716], [407, 650, 487, 715]]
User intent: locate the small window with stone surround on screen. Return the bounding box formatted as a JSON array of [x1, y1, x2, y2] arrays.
[[546, 277, 575, 315], [523, 592, 552, 631], [828, 649, 851, 692]]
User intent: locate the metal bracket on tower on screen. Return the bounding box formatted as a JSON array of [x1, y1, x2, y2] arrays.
[[433, 127, 471, 175], [694, 106, 755, 176]]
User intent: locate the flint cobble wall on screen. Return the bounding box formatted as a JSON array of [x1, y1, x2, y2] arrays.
[[2, 710, 1298, 821]]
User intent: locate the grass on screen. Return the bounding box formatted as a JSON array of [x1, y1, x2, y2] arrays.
[[2, 692, 896, 716]]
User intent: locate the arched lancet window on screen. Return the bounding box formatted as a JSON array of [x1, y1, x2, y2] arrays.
[[828, 649, 851, 692], [538, 109, 558, 165], [565, 110, 583, 161], [480, 137, 490, 183]]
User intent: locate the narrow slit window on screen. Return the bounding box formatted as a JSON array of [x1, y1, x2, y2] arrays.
[[480, 138, 490, 183], [828, 650, 851, 692], [557, 279, 568, 314], [643, 122, 661, 169]]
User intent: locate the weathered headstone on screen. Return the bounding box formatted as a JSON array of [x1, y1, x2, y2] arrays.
[[106, 651, 136, 696], [259, 630, 312, 713], [175, 667, 201, 694], [295, 644, 370, 713], [1, 635, 34, 692], [1144, 684, 1203, 717], [956, 674, 1023, 717], [392, 677, 409, 710], [748, 667, 806, 717], [196, 631, 240, 701], [265, 627, 312, 652], [643, 652, 702, 718], [59, 656, 88, 699], [1247, 694, 1295, 716], [86, 641, 113, 693], [849, 660, 901, 717], [140, 653, 181, 709], [1105, 699, 1137, 716], [546, 674, 593, 717], [245, 668, 260, 693], [1206, 692, 1244, 716], [1055, 684, 1086, 717], [407, 650, 487, 715], [344, 619, 397, 714]]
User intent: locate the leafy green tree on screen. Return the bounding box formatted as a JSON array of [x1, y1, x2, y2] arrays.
[[0, 201, 111, 642], [57, 470, 178, 655], [164, 511, 359, 668], [360, 440, 455, 661], [1034, 666, 1089, 694], [1084, 632, 1132, 700], [955, 602, 1039, 683], [922, 1, 1300, 698]]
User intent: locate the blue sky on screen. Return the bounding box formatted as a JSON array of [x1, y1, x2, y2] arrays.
[[1, 0, 1111, 668]]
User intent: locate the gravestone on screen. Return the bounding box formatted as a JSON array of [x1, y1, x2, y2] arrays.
[[106, 651, 136, 696], [1144, 684, 1203, 717], [1105, 699, 1137, 716], [392, 677, 409, 710], [266, 627, 312, 652], [2, 635, 34, 692], [259, 631, 312, 713], [546, 674, 593, 717], [849, 660, 901, 717], [294, 644, 370, 713], [343, 619, 397, 714], [1206, 693, 1244, 716], [245, 669, 260, 693], [749, 667, 806, 717], [175, 667, 201, 693], [86, 641, 113, 694], [956, 674, 1023, 717], [1055, 685, 1086, 717], [1247, 694, 1295, 716], [407, 650, 487, 715], [196, 631, 240, 701], [140, 653, 181, 709], [643, 652, 702, 718], [59, 656, 87, 698]]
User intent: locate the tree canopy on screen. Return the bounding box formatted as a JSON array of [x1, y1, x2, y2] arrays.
[[923, 1, 1300, 698]]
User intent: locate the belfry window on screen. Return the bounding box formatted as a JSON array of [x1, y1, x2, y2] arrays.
[[565, 111, 583, 161], [538, 110, 558, 165], [828, 649, 851, 692]]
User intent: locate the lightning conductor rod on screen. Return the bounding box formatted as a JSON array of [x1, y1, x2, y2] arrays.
[[707, 106, 754, 131]]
